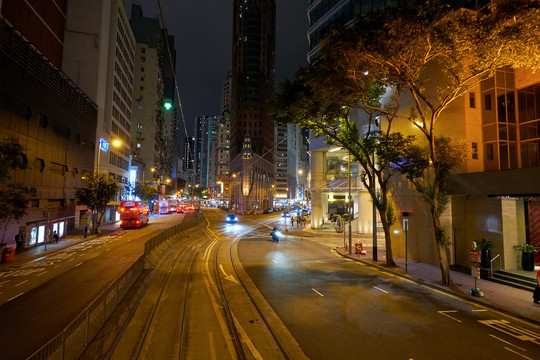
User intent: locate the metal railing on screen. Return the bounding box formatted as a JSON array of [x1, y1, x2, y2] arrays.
[[27, 215, 205, 360], [489, 253, 502, 278]]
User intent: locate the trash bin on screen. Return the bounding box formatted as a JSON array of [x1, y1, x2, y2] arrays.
[[355, 242, 363, 254], [3, 246, 15, 262]]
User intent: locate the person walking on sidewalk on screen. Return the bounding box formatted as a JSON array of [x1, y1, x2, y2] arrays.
[[534, 268, 540, 304], [83, 225, 88, 239], [52, 231, 59, 243]]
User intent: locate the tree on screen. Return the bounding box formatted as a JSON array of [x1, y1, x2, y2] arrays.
[[74, 173, 119, 233], [272, 65, 416, 267], [0, 184, 37, 244], [0, 137, 36, 245], [0, 137, 28, 182], [312, 0, 540, 285], [134, 182, 159, 202]]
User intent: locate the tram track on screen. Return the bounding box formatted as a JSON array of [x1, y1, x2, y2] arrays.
[[110, 211, 304, 360]]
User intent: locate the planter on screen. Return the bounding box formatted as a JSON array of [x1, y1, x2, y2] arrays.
[[521, 252, 535, 271], [480, 249, 491, 269]]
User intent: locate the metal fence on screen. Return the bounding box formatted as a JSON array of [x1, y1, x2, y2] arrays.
[[27, 216, 204, 360]]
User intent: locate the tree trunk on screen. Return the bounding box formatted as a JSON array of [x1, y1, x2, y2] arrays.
[[379, 213, 396, 267], [432, 211, 453, 286]]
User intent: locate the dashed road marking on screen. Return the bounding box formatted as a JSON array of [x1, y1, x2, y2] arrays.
[[312, 288, 324, 297], [504, 346, 533, 360], [8, 293, 23, 302], [15, 280, 28, 287], [373, 286, 388, 294], [490, 334, 526, 351], [437, 310, 462, 322]]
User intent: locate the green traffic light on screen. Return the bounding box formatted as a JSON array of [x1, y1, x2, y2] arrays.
[[164, 102, 172, 110]]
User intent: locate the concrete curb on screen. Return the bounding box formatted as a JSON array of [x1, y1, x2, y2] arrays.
[[333, 247, 540, 327]]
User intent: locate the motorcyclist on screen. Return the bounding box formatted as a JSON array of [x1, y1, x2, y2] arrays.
[[271, 226, 279, 243]]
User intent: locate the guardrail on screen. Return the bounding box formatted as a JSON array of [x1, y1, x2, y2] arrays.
[[27, 215, 204, 360]]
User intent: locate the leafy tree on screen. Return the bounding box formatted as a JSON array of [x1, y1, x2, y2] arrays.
[[0, 137, 36, 245], [0, 184, 37, 244], [0, 137, 28, 182], [311, 0, 540, 285], [272, 66, 416, 267], [134, 182, 159, 202], [75, 173, 119, 233]]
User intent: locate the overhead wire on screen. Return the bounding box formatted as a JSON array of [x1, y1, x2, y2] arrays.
[[156, 0, 196, 185]]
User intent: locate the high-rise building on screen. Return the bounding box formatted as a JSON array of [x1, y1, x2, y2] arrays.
[[231, 0, 276, 162], [0, 0, 98, 245], [129, 5, 177, 190], [200, 115, 218, 188], [62, 0, 135, 200]]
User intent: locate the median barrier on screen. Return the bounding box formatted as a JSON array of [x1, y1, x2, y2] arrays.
[[27, 214, 205, 360]]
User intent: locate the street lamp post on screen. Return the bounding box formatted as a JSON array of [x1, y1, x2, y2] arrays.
[[348, 152, 352, 254]]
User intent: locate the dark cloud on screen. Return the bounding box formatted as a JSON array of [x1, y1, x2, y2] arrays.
[[128, 0, 308, 137]]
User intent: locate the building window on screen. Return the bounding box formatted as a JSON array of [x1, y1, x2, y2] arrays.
[[469, 92, 476, 108], [472, 142, 478, 159], [486, 143, 494, 161], [484, 94, 492, 110]]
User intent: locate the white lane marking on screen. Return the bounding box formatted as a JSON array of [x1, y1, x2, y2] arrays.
[[8, 293, 23, 302], [75, 262, 83, 267], [208, 332, 216, 360], [479, 320, 540, 344], [490, 334, 526, 351], [272, 259, 277, 264], [37, 271, 45, 276], [219, 264, 239, 284], [0, 280, 9, 286], [504, 347, 533, 360], [316, 260, 322, 263], [437, 310, 462, 323], [15, 280, 28, 287], [231, 312, 264, 360], [472, 309, 487, 312], [312, 288, 324, 297], [373, 286, 388, 294]]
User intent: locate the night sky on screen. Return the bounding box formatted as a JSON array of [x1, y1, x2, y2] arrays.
[[127, 0, 310, 138]]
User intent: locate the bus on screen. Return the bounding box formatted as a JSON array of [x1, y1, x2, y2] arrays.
[[119, 201, 150, 228], [159, 199, 178, 214]]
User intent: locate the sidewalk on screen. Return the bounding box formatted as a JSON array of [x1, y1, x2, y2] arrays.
[[0, 222, 121, 268], [288, 224, 540, 326]]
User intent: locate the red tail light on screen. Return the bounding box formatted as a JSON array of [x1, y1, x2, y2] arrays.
[[136, 220, 140, 225], [119, 220, 123, 225]]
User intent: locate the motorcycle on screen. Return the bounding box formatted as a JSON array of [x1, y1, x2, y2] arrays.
[[270, 228, 281, 243]]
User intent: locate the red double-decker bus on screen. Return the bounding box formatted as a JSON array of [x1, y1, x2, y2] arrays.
[[119, 201, 150, 229]]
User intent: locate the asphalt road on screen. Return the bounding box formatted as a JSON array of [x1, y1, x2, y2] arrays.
[[237, 215, 540, 360], [0, 212, 195, 360]]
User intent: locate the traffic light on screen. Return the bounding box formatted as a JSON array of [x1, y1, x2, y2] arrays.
[[163, 100, 172, 110]]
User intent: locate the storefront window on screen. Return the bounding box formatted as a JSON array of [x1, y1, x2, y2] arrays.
[[37, 225, 45, 244], [30, 227, 37, 246], [59, 222, 65, 237]]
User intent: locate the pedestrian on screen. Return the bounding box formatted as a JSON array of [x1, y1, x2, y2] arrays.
[[52, 231, 59, 243], [534, 267, 540, 305], [291, 217, 294, 226], [297, 216, 301, 227], [83, 225, 88, 239], [15, 233, 21, 251]]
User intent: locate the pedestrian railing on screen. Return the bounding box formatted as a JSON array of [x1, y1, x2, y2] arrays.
[[489, 253, 502, 278], [26, 215, 205, 360]]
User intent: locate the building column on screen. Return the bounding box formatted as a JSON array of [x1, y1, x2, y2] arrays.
[[310, 150, 326, 228]]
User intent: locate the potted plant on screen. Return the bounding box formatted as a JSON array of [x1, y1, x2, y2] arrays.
[[476, 238, 496, 269], [513, 243, 539, 271]]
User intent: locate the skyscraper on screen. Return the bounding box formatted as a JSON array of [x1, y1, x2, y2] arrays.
[[231, 0, 276, 162]]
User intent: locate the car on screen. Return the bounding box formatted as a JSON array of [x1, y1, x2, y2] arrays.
[[225, 214, 238, 223], [281, 211, 290, 217], [176, 207, 184, 213]]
